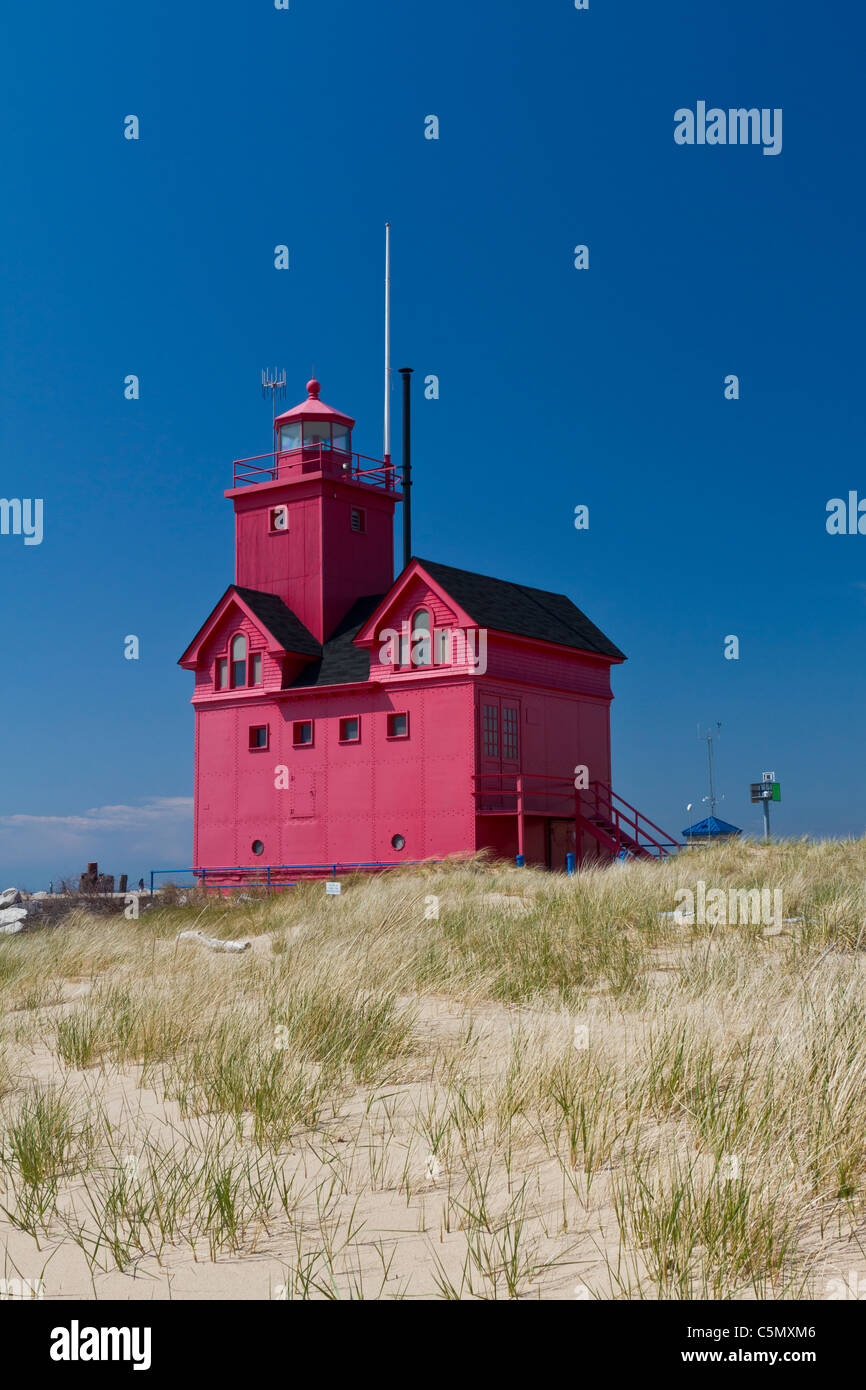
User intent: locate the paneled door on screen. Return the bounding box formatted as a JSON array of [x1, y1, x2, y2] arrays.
[[478, 694, 521, 810]]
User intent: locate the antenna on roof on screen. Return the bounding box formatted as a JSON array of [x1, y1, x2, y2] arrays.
[[384, 222, 392, 464], [261, 368, 287, 446]]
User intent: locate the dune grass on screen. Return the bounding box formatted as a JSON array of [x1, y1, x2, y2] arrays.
[[1, 838, 865, 1297]]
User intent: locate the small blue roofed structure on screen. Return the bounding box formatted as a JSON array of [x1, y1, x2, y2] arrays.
[[682, 815, 742, 841]]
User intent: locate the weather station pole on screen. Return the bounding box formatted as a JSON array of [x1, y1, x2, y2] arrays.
[[706, 735, 716, 818], [698, 723, 722, 822]]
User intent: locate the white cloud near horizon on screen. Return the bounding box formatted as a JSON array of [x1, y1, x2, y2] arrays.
[[0, 797, 195, 887], [0, 797, 193, 832]]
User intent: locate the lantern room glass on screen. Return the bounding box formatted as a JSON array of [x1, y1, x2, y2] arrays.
[[278, 420, 352, 454], [303, 420, 331, 448], [279, 422, 301, 451]]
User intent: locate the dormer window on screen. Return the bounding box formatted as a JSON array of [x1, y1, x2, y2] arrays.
[[412, 609, 431, 667], [215, 658, 228, 690], [230, 634, 247, 687], [435, 629, 451, 664]]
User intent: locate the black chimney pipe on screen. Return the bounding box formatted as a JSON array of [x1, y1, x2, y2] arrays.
[[399, 367, 413, 571]]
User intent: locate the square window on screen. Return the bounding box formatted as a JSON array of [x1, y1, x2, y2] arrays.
[[249, 725, 269, 750], [339, 716, 360, 743], [215, 658, 228, 690], [293, 720, 313, 747], [350, 508, 366, 534], [249, 652, 263, 685], [387, 712, 409, 739]]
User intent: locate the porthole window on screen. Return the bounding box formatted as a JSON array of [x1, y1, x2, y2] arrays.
[[391, 834, 406, 851], [251, 840, 264, 857]]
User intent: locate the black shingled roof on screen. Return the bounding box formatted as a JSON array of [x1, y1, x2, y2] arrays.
[[233, 586, 321, 657], [288, 593, 383, 688], [414, 559, 625, 660], [221, 559, 622, 691]]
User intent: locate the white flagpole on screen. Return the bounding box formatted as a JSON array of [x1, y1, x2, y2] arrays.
[[384, 221, 391, 463]]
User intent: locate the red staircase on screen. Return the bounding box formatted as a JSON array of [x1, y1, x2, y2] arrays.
[[576, 780, 679, 859], [472, 772, 679, 861]]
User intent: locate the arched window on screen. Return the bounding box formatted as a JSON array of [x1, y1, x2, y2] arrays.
[[412, 609, 431, 667], [231, 634, 247, 687]]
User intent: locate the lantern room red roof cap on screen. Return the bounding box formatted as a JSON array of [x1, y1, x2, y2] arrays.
[[274, 377, 355, 429]]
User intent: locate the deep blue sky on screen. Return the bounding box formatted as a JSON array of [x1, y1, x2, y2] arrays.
[[1, 0, 862, 887]]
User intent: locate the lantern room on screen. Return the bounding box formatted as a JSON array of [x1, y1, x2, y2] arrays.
[[273, 379, 354, 457]]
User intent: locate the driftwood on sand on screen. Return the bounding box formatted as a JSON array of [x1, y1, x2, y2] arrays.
[[177, 929, 251, 954]]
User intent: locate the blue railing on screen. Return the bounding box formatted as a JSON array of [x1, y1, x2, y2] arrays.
[[149, 860, 440, 896]]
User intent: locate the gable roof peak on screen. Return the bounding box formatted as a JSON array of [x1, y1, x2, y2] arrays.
[[411, 557, 625, 661], [178, 585, 321, 668]]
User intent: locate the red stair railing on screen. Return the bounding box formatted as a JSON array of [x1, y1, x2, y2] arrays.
[[576, 780, 679, 858], [471, 772, 679, 860]]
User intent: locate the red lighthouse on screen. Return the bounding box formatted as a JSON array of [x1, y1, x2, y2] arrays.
[[232, 380, 398, 641], [179, 378, 676, 883]]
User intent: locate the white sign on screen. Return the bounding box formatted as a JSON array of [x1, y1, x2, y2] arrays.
[[325, 881, 341, 895]]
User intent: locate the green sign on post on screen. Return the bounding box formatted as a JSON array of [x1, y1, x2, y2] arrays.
[[751, 774, 781, 840]]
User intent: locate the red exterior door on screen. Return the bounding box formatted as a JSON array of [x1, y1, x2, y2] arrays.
[[478, 694, 520, 809], [548, 819, 576, 871]]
